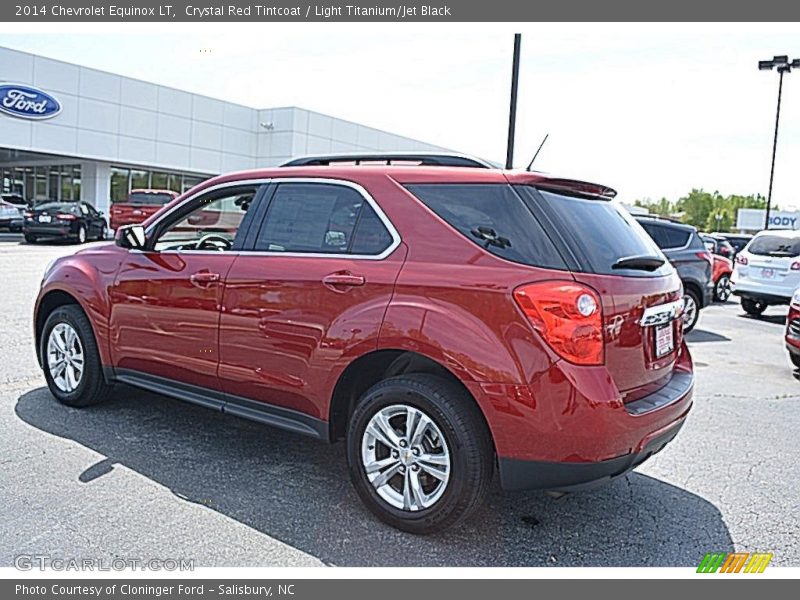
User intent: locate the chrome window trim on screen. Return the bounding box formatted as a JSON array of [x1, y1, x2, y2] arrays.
[[144, 176, 401, 261]]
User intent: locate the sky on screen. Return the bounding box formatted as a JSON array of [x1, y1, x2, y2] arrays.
[[2, 22, 800, 209]]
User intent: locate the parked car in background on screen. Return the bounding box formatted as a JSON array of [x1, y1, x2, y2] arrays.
[[109, 189, 177, 230], [701, 233, 735, 260], [636, 216, 713, 331], [1, 192, 33, 210], [33, 154, 693, 533], [731, 229, 800, 316], [711, 254, 733, 302], [712, 232, 753, 257], [0, 198, 23, 232], [23, 201, 107, 244], [785, 288, 800, 369]]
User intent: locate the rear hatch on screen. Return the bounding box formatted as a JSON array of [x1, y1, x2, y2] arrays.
[[742, 233, 800, 286], [512, 184, 684, 401]]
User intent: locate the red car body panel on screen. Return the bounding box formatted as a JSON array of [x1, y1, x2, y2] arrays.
[[36, 165, 693, 485], [712, 254, 733, 284], [110, 189, 178, 230]]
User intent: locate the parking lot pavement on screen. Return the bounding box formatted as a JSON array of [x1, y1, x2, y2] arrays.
[[0, 237, 798, 567]]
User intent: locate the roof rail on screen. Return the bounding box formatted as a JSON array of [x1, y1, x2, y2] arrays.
[[634, 214, 688, 225], [281, 152, 496, 169]]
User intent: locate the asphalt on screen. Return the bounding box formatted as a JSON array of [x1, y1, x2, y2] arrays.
[[0, 233, 797, 567]]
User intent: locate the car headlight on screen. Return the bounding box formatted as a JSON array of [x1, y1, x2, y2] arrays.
[[41, 257, 59, 285], [792, 289, 800, 309]]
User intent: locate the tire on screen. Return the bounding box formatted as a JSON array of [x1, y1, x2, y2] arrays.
[[97, 224, 107, 241], [790, 353, 800, 369], [682, 288, 701, 332], [346, 373, 493, 534], [713, 275, 731, 302], [74, 225, 87, 244], [741, 298, 767, 317], [40, 305, 111, 407], [24, 233, 37, 244]]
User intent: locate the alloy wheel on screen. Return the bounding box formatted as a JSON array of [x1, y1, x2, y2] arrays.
[[46, 322, 84, 393], [77, 226, 86, 243], [715, 275, 731, 302], [361, 404, 451, 511], [682, 293, 697, 331]]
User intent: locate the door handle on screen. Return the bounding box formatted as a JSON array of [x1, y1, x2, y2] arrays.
[[322, 272, 366, 287], [190, 271, 220, 286]]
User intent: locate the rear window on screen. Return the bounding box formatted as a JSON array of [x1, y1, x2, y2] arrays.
[[35, 202, 77, 213], [124, 192, 175, 205], [405, 184, 567, 270], [748, 234, 800, 257], [516, 187, 666, 276]]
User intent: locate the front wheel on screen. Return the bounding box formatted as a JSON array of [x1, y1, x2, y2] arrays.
[[346, 373, 493, 534], [714, 275, 731, 302], [682, 289, 700, 332], [741, 298, 767, 317], [41, 305, 111, 407]]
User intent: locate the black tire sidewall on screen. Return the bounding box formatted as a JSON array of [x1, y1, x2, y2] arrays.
[[346, 375, 490, 533], [40, 305, 106, 407]]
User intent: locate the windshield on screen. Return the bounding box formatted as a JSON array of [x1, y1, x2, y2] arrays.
[[748, 234, 800, 257], [125, 192, 175, 206], [35, 202, 77, 213]]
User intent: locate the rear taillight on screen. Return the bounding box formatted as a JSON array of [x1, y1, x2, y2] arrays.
[[791, 261, 800, 271], [513, 281, 604, 366], [23, 211, 32, 218], [695, 251, 713, 266], [56, 213, 76, 220], [735, 254, 748, 265]]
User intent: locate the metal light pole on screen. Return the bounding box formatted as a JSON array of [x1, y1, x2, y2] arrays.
[[758, 55, 800, 229], [505, 34, 521, 170]]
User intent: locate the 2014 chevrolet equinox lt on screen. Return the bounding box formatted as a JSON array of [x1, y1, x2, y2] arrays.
[[34, 154, 693, 533]]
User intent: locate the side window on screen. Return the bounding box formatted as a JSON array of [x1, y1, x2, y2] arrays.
[[254, 182, 388, 255], [153, 186, 257, 251], [639, 222, 667, 248], [80, 204, 89, 216], [350, 202, 393, 255], [661, 227, 691, 249]]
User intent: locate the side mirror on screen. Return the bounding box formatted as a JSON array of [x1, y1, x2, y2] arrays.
[[115, 224, 146, 250]]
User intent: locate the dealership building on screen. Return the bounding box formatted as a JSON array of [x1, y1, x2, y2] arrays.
[[0, 45, 447, 217]]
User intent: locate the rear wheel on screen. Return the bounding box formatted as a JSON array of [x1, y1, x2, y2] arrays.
[[346, 373, 493, 534], [741, 298, 767, 317], [682, 289, 700, 332], [714, 275, 731, 302], [24, 233, 37, 244], [41, 305, 111, 407]]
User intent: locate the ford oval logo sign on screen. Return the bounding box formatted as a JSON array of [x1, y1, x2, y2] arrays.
[[0, 84, 61, 120]]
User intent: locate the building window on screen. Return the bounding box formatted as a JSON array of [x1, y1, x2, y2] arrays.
[[109, 166, 210, 203]]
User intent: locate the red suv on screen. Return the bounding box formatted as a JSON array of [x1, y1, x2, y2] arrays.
[[109, 189, 178, 230], [34, 155, 693, 533]]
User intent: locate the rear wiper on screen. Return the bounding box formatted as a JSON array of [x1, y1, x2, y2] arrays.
[[612, 255, 665, 271], [471, 226, 511, 249]]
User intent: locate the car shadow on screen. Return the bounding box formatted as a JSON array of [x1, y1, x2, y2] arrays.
[[737, 313, 787, 326], [686, 329, 731, 343], [15, 386, 734, 567]]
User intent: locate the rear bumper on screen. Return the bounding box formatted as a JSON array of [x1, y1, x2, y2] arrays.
[[468, 342, 694, 492], [730, 275, 793, 304], [732, 289, 791, 305], [23, 225, 75, 237], [498, 416, 686, 491]]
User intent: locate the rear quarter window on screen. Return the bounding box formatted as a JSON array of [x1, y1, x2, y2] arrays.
[[405, 183, 567, 270]]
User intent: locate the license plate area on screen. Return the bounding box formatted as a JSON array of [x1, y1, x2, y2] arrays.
[[39, 215, 51, 223], [654, 322, 675, 358]]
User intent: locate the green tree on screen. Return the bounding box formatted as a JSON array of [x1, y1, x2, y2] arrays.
[[633, 190, 772, 232]]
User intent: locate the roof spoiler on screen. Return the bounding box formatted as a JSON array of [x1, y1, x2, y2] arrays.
[[281, 152, 495, 169], [534, 178, 617, 200]]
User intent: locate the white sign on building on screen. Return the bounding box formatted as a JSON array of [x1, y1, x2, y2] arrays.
[[736, 208, 800, 232]]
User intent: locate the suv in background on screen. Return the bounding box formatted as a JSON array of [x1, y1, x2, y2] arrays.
[[701, 233, 735, 260], [712, 232, 753, 258], [109, 189, 178, 230], [636, 216, 713, 331], [34, 154, 693, 533], [731, 229, 800, 316]]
